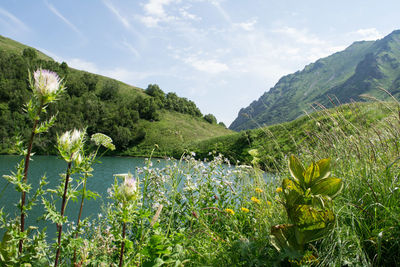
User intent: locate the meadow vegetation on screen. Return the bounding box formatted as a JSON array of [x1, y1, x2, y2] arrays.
[[1, 68, 400, 266]]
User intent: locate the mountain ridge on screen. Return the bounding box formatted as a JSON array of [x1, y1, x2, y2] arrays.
[[230, 30, 400, 131]]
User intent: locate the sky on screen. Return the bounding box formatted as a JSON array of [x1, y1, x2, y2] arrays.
[[0, 0, 399, 126]]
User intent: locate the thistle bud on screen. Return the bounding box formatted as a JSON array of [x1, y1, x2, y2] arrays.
[[57, 129, 85, 161]]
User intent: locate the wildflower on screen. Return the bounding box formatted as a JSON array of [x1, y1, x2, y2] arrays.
[[255, 187, 263, 193], [91, 133, 115, 150], [276, 187, 283, 193], [241, 207, 249, 213], [32, 69, 63, 102], [225, 208, 235, 215], [119, 174, 138, 202], [251, 196, 261, 204], [57, 129, 85, 161], [267, 201, 272, 206]]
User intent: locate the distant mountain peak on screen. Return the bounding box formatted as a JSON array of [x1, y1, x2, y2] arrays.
[[229, 29, 400, 131]]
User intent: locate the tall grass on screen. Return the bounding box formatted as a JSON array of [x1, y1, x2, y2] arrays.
[[293, 100, 400, 266]]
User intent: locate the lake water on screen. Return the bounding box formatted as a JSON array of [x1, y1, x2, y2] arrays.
[[0, 155, 165, 238]]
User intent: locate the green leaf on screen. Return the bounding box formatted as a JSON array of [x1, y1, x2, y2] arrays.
[[292, 205, 335, 231], [270, 224, 303, 255], [316, 158, 331, 180], [303, 162, 319, 187], [311, 177, 343, 198], [282, 178, 303, 207], [288, 155, 305, 185]]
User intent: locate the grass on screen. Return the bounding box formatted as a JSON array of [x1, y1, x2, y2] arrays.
[[0, 35, 52, 61], [123, 111, 232, 158], [193, 101, 397, 171]]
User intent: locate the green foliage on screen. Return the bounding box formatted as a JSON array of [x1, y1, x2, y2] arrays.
[[204, 114, 217, 124], [270, 156, 342, 263], [0, 39, 229, 155]]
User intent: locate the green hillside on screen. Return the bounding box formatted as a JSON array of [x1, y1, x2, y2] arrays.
[[194, 101, 396, 171], [230, 30, 400, 131], [0, 36, 231, 157]]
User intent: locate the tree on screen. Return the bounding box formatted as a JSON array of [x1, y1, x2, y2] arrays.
[[99, 80, 119, 101], [204, 114, 217, 124], [22, 48, 37, 60]]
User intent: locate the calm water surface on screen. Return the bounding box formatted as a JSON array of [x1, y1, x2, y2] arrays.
[[0, 155, 165, 237]]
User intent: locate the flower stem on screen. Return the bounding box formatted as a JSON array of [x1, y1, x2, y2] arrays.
[[119, 221, 127, 267], [54, 158, 73, 267], [73, 174, 87, 265], [19, 99, 43, 254]]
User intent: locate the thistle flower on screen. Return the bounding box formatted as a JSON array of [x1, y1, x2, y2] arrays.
[[241, 207, 249, 213], [225, 208, 235, 215], [251, 196, 261, 204], [32, 69, 63, 103], [114, 173, 138, 202], [57, 129, 85, 161]]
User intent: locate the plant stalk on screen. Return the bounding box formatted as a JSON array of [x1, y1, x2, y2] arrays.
[[19, 99, 43, 254], [54, 159, 73, 267], [72, 174, 87, 265], [119, 221, 127, 267]]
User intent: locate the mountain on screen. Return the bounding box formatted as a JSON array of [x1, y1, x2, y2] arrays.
[[230, 30, 400, 131], [0, 36, 231, 157]]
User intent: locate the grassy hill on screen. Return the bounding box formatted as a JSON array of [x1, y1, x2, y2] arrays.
[[0, 35, 231, 157], [193, 100, 398, 171], [230, 30, 400, 131]]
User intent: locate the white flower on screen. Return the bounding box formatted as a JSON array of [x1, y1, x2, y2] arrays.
[[114, 173, 138, 202], [71, 129, 82, 144], [33, 69, 62, 97], [57, 129, 85, 161]]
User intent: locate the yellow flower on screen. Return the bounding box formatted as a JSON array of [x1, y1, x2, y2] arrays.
[[276, 187, 283, 193], [251, 196, 261, 204], [267, 201, 272, 206], [241, 207, 249, 213], [225, 208, 235, 215], [255, 187, 263, 193]]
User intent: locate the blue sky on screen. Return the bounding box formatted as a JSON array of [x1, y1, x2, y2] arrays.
[[1, 0, 399, 125]]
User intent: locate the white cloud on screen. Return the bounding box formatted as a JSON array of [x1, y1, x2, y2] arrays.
[[45, 2, 82, 37], [209, 0, 231, 23], [184, 57, 229, 74], [234, 18, 257, 31], [68, 58, 99, 73], [65, 57, 154, 85], [272, 26, 325, 45], [0, 7, 29, 32], [102, 0, 131, 29], [139, 0, 180, 27], [179, 6, 201, 21], [121, 40, 140, 58], [351, 28, 383, 41]]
